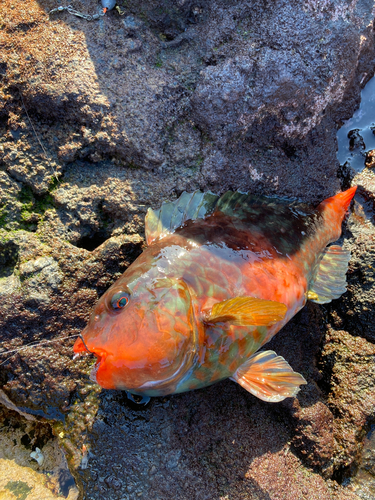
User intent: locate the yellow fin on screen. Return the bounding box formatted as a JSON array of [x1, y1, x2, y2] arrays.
[[207, 297, 287, 326], [230, 350, 307, 402], [309, 245, 351, 304]]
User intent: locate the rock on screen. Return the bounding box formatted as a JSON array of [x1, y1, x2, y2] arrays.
[[348, 427, 375, 499], [292, 401, 335, 473], [320, 329, 375, 473], [1, 0, 374, 203], [0, 172, 23, 230], [0, 459, 78, 500], [333, 170, 375, 344], [77, 384, 360, 500], [0, 229, 143, 418], [0, 0, 375, 499], [0, 274, 21, 298], [20, 256, 63, 298], [0, 389, 36, 422], [0, 408, 79, 500]]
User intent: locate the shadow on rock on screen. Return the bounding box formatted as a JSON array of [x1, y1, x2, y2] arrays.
[[2, 0, 374, 203], [80, 384, 287, 500]]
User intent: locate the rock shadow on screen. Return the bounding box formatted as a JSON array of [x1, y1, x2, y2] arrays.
[[80, 384, 280, 499]]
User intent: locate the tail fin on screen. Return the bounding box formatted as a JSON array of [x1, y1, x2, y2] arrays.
[[317, 186, 357, 239], [318, 186, 357, 217], [330, 186, 357, 211]]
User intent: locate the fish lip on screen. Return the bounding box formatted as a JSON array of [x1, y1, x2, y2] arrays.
[[90, 357, 101, 383], [73, 334, 90, 354], [89, 351, 107, 383], [73, 336, 103, 383]]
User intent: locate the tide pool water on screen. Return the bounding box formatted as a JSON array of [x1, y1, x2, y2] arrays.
[[337, 77, 375, 172]]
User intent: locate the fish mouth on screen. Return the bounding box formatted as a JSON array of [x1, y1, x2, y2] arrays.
[[86, 350, 108, 383], [73, 334, 93, 356], [73, 335, 106, 384], [89, 355, 102, 383]]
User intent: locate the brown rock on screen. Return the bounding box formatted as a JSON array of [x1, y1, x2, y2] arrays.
[[1, 0, 375, 498]]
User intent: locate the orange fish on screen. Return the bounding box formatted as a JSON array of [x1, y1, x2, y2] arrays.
[[74, 187, 357, 402]]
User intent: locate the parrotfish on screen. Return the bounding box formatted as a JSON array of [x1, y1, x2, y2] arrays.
[[74, 187, 357, 402]]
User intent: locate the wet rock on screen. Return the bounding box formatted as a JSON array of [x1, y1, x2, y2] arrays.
[[0, 390, 36, 422], [347, 426, 375, 499], [0, 408, 79, 499], [1, 0, 374, 203], [320, 329, 375, 474], [333, 171, 375, 343], [292, 400, 335, 473], [77, 381, 360, 500], [365, 150, 375, 169], [1, 0, 375, 499], [348, 130, 366, 152]]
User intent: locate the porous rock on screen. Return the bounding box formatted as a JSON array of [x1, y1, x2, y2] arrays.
[[0, 0, 373, 201], [0, 0, 375, 499]]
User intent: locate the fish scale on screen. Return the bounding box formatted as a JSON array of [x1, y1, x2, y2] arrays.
[[74, 187, 357, 402]]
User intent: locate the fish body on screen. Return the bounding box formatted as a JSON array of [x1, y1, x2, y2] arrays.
[[74, 187, 357, 402]]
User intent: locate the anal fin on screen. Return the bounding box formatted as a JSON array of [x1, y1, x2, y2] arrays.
[[230, 350, 307, 402], [309, 245, 351, 304]]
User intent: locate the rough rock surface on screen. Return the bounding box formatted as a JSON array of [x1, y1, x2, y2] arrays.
[[0, 407, 79, 499], [0, 0, 375, 499]]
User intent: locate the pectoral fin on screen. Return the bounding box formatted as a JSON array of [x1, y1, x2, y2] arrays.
[[308, 245, 351, 304], [230, 350, 307, 402], [207, 297, 287, 326]]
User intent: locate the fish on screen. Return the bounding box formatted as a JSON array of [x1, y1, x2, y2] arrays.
[[73, 186, 357, 402]]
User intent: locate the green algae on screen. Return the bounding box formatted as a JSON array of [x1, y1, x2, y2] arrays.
[[0, 205, 8, 229], [4, 481, 32, 500], [52, 382, 102, 469], [19, 186, 54, 216]]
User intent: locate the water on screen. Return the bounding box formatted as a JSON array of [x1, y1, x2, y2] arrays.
[[337, 76, 375, 499], [337, 77, 375, 172]]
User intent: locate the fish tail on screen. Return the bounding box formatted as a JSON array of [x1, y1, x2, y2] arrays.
[[318, 186, 357, 224], [330, 186, 357, 212]]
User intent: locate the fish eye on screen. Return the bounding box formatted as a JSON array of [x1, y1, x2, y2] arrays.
[[110, 291, 130, 310]]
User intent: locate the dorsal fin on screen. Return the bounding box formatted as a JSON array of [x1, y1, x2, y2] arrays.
[[145, 191, 219, 245], [144, 190, 313, 246]]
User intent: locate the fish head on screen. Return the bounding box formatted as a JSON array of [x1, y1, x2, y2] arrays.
[[73, 274, 198, 396]]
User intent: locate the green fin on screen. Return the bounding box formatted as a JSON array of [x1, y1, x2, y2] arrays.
[[145, 191, 219, 245], [207, 297, 287, 326], [309, 245, 351, 304], [144, 189, 313, 246], [230, 350, 307, 402]]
